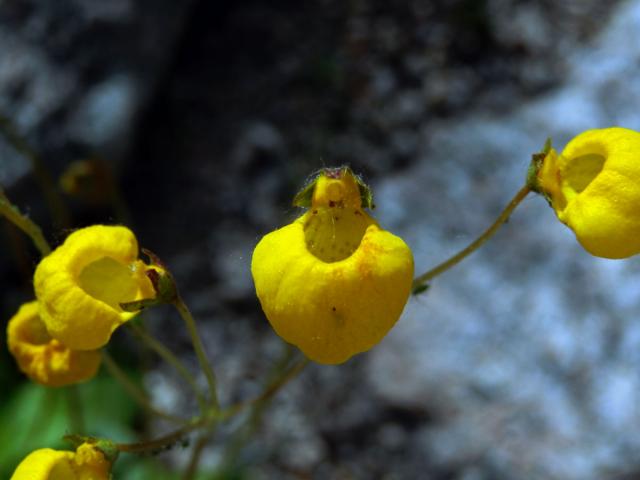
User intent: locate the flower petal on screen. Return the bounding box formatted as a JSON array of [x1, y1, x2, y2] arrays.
[[34, 225, 153, 349], [7, 301, 101, 387]]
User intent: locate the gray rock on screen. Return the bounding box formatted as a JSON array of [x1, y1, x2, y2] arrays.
[[368, 2, 640, 479]]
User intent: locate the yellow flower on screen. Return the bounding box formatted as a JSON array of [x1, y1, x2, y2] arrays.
[[534, 127, 640, 258], [11, 442, 111, 480], [34, 225, 155, 350], [251, 167, 414, 364], [7, 301, 101, 387]]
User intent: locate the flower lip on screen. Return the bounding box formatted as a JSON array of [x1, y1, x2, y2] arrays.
[[252, 167, 414, 364], [77, 256, 143, 310], [558, 152, 605, 207], [303, 208, 375, 263], [11, 443, 111, 480], [34, 225, 155, 350], [302, 168, 378, 263], [564, 153, 605, 190], [534, 127, 640, 259], [7, 301, 101, 387], [10, 448, 72, 480]]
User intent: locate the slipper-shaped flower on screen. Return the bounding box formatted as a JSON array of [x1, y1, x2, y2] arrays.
[[11, 442, 111, 480], [34, 225, 156, 350], [252, 167, 414, 364], [533, 127, 640, 258], [7, 301, 101, 387]]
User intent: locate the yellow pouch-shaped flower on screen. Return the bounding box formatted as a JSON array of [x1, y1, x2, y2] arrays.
[[534, 127, 640, 258], [34, 225, 155, 350], [252, 167, 414, 364], [7, 301, 100, 387], [11, 442, 111, 480]]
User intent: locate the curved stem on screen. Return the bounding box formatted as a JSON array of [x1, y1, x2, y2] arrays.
[[182, 427, 216, 480], [252, 356, 309, 407], [219, 347, 310, 470], [222, 355, 309, 419], [126, 322, 207, 414], [174, 296, 219, 411], [105, 346, 309, 465], [412, 185, 531, 292], [102, 350, 188, 425], [0, 111, 70, 227], [0, 188, 51, 256]]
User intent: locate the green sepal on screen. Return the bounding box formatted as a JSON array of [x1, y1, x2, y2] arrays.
[[63, 435, 120, 464], [119, 249, 179, 311], [95, 439, 120, 464], [292, 166, 375, 209], [142, 248, 179, 303], [292, 176, 317, 207], [120, 297, 159, 312], [526, 137, 552, 193], [354, 172, 375, 209]]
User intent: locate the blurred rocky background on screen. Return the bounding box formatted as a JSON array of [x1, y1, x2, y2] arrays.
[[2, 0, 640, 478]]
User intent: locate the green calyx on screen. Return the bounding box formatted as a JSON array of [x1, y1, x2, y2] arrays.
[[292, 166, 375, 209], [63, 435, 120, 464], [526, 137, 552, 194], [120, 249, 178, 312]]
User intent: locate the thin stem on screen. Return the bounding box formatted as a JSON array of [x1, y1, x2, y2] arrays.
[[64, 384, 85, 434], [174, 296, 219, 411], [182, 427, 216, 480], [102, 350, 188, 425], [126, 322, 207, 414], [412, 185, 530, 292], [0, 188, 51, 256], [259, 356, 309, 403], [220, 347, 310, 469], [104, 346, 308, 467], [0, 111, 70, 227], [223, 355, 310, 418], [115, 418, 206, 454], [3, 221, 33, 282]]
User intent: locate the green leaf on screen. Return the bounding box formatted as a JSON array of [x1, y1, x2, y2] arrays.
[[0, 383, 68, 477]]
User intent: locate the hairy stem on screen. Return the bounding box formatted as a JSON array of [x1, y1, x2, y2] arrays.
[[115, 418, 206, 454], [412, 185, 530, 292]]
